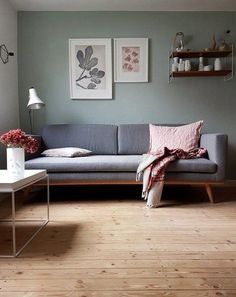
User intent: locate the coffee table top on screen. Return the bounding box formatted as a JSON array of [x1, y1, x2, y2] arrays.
[[0, 170, 47, 192]]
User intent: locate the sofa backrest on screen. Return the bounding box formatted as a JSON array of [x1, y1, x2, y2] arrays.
[[118, 124, 150, 154], [41, 124, 118, 155], [118, 124, 184, 155], [41, 123, 190, 156]]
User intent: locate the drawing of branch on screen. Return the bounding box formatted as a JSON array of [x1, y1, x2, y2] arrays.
[[76, 46, 105, 89]]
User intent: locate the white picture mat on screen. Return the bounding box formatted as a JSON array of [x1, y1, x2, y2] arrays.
[[114, 38, 148, 82], [69, 39, 112, 99]]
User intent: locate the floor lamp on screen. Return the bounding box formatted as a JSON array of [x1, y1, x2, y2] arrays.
[[27, 87, 45, 134]]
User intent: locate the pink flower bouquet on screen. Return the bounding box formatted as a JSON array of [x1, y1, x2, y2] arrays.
[[0, 129, 39, 153]]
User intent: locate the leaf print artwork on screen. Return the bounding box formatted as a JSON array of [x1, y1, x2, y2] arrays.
[[75, 45, 105, 89], [122, 46, 140, 72], [70, 39, 112, 99]]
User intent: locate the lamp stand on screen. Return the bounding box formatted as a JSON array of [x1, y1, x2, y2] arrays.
[[29, 109, 33, 134]]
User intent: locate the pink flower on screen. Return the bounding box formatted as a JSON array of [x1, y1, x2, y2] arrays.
[[0, 129, 39, 153]]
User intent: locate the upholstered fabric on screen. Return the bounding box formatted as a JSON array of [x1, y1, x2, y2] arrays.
[[118, 124, 150, 154], [41, 147, 92, 157], [149, 121, 203, 153], [24, 124, 228, 184], [41, 124, 118, 155], [167, 158, 216, 173], [200, 133, 228, 181], [26, 155, 142, 172], [25, 155, 216, 173], [48, 172, 220, 182]]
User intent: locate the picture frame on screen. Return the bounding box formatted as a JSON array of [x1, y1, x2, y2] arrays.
[[69, 39, 112, 99], [114, 38, 148, 82]]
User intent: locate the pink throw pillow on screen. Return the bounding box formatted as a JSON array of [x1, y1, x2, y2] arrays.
[[149, 121, 203, 153]]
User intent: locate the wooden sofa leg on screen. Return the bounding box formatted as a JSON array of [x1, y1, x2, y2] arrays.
[[205, 184, 214, 203]]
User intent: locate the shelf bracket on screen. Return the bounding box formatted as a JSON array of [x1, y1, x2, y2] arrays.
[[224, 44, 234, 81]]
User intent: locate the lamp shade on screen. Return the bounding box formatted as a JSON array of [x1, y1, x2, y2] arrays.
[[27, 87, 45, 110]]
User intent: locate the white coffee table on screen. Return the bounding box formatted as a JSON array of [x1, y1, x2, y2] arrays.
[[0, 170, 49, 257]]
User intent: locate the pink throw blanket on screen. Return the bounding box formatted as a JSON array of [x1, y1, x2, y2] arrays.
[[136, 147, 207, 207]]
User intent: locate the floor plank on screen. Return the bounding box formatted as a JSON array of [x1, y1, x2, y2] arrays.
[[0, 187, 236, 296]]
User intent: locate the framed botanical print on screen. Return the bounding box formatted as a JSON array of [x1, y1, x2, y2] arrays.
[[114, 38, 148, 82], [69, 39, 112, 99]]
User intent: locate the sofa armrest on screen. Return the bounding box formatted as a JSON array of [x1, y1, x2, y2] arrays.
[[25, 135, 44, 161], [200, 133, 228, 181]]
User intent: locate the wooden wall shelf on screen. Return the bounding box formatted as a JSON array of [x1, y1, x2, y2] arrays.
[[171, 70, 232, 78], [169, 45, 233, 82], [170, 50, 232, 58]]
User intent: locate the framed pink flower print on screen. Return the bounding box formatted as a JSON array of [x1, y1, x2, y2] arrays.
[[114, 38, 148, 82]]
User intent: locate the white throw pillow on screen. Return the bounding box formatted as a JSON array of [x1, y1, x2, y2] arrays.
[[41, 147, 92, 157]]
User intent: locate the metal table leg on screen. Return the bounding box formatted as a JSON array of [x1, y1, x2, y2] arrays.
[[0, 174, 50, 258], [12, 191, 16, 257]]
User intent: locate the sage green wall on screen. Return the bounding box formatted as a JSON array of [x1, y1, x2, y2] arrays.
[[18, 12, 236, 178], [0, 0, 18, 169]]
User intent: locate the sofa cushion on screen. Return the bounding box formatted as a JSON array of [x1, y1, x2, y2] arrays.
[[26, 155, 142, 172], [168, 158, 216, 173], [41, 124, 118, 155], [149, 121, 203, 153], [25, 155, 216, 174]]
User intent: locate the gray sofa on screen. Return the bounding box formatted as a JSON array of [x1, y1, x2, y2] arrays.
[[25, 124, 228, 202]]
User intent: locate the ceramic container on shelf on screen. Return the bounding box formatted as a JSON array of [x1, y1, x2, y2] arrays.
[[198, 57, 204, 71], [172, 63, 178, 72], [7, 147, 25, 178], [184, 60, 191, 71], [178, 59, 185, 71], [214, 58, 222, 71], [204, 65, 213, 71], [171, 57, 179, 72]]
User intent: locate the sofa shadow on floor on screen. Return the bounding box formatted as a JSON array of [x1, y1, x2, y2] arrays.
[[45, 184, 236, 205]]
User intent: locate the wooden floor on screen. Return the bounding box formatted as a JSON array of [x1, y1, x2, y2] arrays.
[[0, 186, 236, 296]]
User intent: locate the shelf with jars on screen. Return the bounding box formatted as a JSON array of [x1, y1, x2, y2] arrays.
[[168, 45, 233, 83]]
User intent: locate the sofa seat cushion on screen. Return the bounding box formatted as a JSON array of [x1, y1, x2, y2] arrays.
[[25, 155, 143, 172], [168, 158, 216, 173], [25, 155, 217, 174]]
